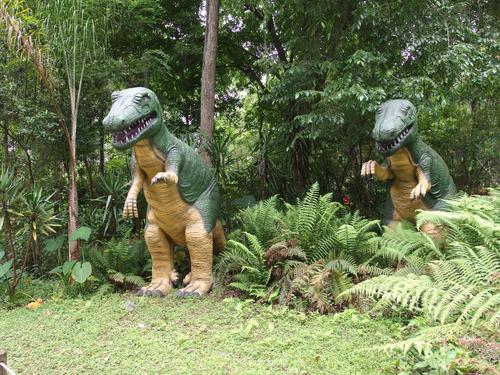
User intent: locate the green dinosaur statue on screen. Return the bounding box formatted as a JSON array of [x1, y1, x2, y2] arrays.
[[103, 87, 225, 297], [361, 99, 456, 233]]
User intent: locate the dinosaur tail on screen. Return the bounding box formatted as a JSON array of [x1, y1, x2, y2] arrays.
[[212, 219, 226, 253]]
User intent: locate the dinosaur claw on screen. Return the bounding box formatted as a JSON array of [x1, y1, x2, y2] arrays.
[[154, 289, 165, 298], [175, 290, 201, 298]]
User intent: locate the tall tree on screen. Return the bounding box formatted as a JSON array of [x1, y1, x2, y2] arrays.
[[0, 0, 99, 260], [44, 0, 97, 260], [199, 0, 220, 165]]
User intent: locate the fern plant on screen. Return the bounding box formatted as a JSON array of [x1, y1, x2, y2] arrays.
[[342, 189, 500, 350], [288, 209, 385, 311], [217, 183, 384, 310], [237, 195, 281, 247], [216, 232, 275, 300], [88, 238, 150, 291]]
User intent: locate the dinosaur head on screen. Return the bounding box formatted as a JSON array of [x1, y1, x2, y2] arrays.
[[372, 99, 418, 156], [102, 87, 163, 149]]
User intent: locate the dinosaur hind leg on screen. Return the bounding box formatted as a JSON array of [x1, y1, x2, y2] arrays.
[[138, 214, 177, 297], [177, 210, 214, 297], [213, 219, 226, 252], [181, 220, 224, 287]]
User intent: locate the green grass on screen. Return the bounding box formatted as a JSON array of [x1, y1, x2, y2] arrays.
[[0, 292, 401, 374]]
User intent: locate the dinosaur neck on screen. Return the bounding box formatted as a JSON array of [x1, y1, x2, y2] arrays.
[[404, 135, 426, 157], [149, 121, 173, 150]]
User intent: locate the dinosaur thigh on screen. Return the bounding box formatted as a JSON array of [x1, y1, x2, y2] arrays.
[[192, 180, 221, 233], [389, 181, 428, 223], [144, 184, 191, 246]]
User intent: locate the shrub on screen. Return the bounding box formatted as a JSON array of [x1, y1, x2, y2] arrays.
[[217, 183, 384, 311]]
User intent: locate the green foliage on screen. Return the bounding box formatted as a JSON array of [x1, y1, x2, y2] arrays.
[[237, 195, 281, 246], [49, 260, 93, 285], [395, 342, 477, 375], [217, 233, 274, 300], [69, 226, 92, 241], [87, 238, 149, 291], [217, 183, 384, 311], [0, 251, 13, 281], [18, 186, 60, 241], [343, 190, 500, 352], [95, 173, 128, 237], [0, 167, 22, 231]]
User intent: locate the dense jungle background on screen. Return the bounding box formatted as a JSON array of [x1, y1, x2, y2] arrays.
[[0, 0, 498, 374]]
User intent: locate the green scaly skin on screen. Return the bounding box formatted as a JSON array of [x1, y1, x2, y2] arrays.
[[370, 99, 457, 223], [102, 87, 220, 232]]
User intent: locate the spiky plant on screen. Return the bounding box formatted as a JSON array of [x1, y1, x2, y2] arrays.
[[18, 186, 61, 269], [95, 173, 128, 236]]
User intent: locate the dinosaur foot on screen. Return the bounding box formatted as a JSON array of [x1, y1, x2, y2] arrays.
[[176, 278, 213, 298], [136, 270, 179, 298]]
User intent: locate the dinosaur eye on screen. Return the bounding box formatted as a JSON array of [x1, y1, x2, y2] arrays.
[[133, 93, 150, 104], [402, 106, 411, 116], [111, 91, 121, 102]]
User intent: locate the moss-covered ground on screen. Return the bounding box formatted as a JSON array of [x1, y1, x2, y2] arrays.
[[0, 292, 402, 374]]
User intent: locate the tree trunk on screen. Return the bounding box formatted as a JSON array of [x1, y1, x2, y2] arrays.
[[25, 148, 34, 186], [68, 154, 79, 260], [199, 0, 220, 166], [68, 110, 79, 260]]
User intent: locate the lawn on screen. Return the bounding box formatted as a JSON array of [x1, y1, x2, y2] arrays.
[[0, 292, 402, 374]]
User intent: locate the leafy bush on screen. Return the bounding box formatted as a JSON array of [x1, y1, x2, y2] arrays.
[[87, 237, 150, 292], [217, 183, 384, 311]]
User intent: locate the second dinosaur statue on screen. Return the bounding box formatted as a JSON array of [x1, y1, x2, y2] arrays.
[[361, 99, 456, 233]]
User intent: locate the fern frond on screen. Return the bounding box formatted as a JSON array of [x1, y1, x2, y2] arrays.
[[297, 182, 321, 241]]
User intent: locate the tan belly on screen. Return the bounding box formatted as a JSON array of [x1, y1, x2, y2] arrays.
[[388, 148, 427, 221], [134, 141, 191, 245]]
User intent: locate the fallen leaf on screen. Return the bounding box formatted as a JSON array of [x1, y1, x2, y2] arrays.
[[26, 298, 44, 310]]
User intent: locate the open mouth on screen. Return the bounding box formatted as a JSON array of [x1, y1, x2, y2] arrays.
[[112, 112, 157, 145], [376, 124, 413, 153]]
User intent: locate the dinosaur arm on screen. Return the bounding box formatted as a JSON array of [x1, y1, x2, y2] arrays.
[[361, 160, 394, 181], [411, 154, 432, 200], [376, 160, 394, 181], [165, 145, 181, 175], [127, 157, 145, 198], [124, 157, 145, 218], [151, 145, 180, 185]]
